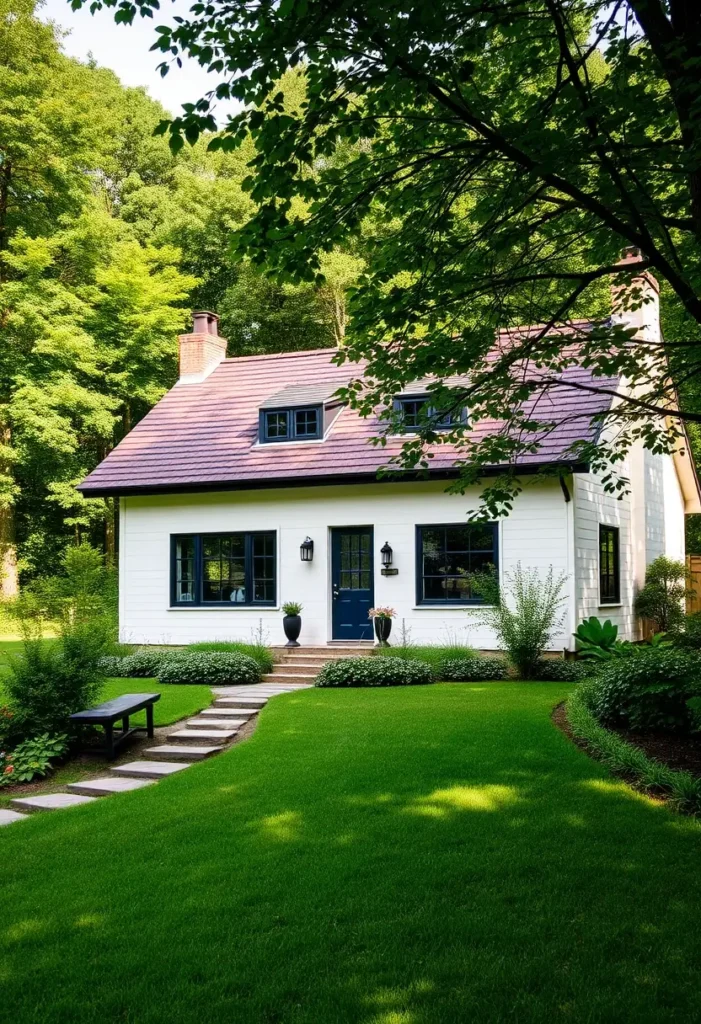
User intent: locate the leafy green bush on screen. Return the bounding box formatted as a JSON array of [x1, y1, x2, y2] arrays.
[[186, 642, 275, 674], [5, 617, 110, 741], [374, 644, 477, 674], [119, 650, 168, 678], [473, 564, 567, 680], [566, 685, 701, 816], [0, 733, 68, 787], [157, 651, 260, 686], [316, 657, 432, 687], [532, 658, 591, 682], [672, 613, 701, 650], [19, 542, 118, 629], [585, 648, 701, 733], [98, 655, 129, 677], [574, 617, 633, 661], [440, 656, 509, 681], [634, 556, 692, 633]]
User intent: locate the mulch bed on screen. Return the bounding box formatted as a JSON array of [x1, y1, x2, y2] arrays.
[[552, 701, 701, 782]]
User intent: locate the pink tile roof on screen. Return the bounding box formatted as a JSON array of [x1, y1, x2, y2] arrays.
[[79, 343, 617, 496]]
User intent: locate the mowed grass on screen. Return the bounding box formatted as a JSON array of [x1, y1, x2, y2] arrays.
[[1, 684, 701, 1023]]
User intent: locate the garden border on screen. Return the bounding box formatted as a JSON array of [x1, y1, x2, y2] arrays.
[[562, 685, 701, 817]]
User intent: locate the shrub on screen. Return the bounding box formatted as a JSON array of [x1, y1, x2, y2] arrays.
[[532, 658, 591, 682], [672, 613, 701, 650], [98, 655, 129, 677], [157, 651, 260, 686], [573, 617, 633, 661], [634, 555, 692, 633], [374, 644, 477, 676], [440, 656, 509, 681], [119, 650, 168, 678], [5, 617, 110, 741], [0, 733, 69, 787], [316, 657, 432, 687], [185, 642, 275, 674], [473, 564, 567, 680], [585, 648, 701, 733]]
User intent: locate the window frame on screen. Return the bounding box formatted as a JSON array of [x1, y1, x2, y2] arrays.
[[599, 524, 621, 605], [415, 522, 499, 606], [260, 405, 323, 443], [170, 531, 277, 607], [393, 395, 467, 433]]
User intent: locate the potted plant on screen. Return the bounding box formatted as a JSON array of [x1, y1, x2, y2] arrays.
[[282, 601, 303, 647], [369, 607, 396, 646]]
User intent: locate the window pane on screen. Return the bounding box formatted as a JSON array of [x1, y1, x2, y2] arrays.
[[265, 411, 289, 439], [445, 527, 470, 552], [294, 408, 319, 437], [176, 536, 194, 560], [419, 524, 497, 604], [401, 399, 427, 429], [202, 537, 220, 559]]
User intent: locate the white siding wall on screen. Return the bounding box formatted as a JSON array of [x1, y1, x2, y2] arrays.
[[572, 444, 686, 642], [119, 479, 573, 650]]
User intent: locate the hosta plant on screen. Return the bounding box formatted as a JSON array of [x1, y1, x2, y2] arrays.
[[0, 733, 69, 787], [574, 617, 631, 661]]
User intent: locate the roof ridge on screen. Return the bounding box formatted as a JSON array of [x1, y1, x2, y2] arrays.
[[220, 347, 340, 365]]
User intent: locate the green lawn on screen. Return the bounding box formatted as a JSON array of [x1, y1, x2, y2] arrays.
[[1, 683, 701, 1023]]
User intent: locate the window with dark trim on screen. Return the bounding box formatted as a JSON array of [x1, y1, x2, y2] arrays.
[[416, 523, 498, 605], [260, 406, 322, 443], [599, 525, 620, 604], [394, 396, 467, 432], [171, 532, 276, 606]]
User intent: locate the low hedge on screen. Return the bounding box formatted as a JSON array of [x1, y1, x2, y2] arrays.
[[119, 650, 168, 678], [440, 656, 509, 681], [533, 658, 592, 682], [157, 651, 260, 686], [566, 684, 701, 816], [316, 657, 432, 688]]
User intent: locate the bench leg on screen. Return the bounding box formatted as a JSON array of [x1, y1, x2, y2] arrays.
[[105, 722, 115, 759], [122, 715, 130, 737], [146, 703, 155, 739]]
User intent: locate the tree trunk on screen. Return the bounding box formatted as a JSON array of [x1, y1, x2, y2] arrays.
[[0, 501, 18, 599], [104, 498, 116, 565]]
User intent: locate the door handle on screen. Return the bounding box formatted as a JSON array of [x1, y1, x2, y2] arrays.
[[332, 588, 340, 600]]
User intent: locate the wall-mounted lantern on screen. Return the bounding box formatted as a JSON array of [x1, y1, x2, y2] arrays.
[[380, 541, 398, 576], [300, 536, 314, 562]]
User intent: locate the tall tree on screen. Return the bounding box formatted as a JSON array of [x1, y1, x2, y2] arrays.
[[84, 0, 701, 514]]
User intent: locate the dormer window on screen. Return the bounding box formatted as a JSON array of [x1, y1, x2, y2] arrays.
[[394, 396, 466, 433], [261, 406, 322, 443]]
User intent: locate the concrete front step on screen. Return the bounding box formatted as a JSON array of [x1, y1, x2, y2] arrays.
[[186, 717, 246, 728], [268, 663, 322, 676], [169, 728, 239, 741], [67, 777, 156, 798], [0, 808, 28, 826], [11, 792, 98, 813], [215, 697, 267, 707], [145, 744, 222, 761], [111, 760, 192, 779], [262, 674, 316, 683]]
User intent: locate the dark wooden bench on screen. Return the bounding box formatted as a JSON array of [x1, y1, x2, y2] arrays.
[[70, 693, 161, 759]]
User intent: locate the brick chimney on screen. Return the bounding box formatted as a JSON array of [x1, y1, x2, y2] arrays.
[[611, 246, 660, 343], [178, 311, 227, 383]]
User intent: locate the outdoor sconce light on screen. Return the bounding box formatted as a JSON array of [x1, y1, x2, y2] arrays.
[[300, 536, 314, 562], [380, 541, 398, 576]]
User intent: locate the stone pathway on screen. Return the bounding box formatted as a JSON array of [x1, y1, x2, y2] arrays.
[[2, 681, 312, 824]]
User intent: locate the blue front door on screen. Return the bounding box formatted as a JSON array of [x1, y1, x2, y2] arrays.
[[331, 528, 374, 641]]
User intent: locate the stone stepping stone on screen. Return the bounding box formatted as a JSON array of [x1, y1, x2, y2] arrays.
[[187, 717, 245, 728], [0, 808, 27, 826], [215, 698, 267, 707], [11, 793, 97, 813], [67, 777, 156, 797], [203, 706, 257, 717], [145, 744, 222, 761], [111, 761, 191, 779], [169, 728, 238, 741]]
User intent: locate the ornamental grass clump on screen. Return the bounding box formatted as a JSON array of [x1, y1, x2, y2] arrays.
[[157, 651, 260, 686], [473, 564, 567, 680], [316, 657, 432, 687]]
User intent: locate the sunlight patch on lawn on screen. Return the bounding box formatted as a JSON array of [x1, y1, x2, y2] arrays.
[[580, 779, 657, 805], [5, 918, 48, 943], [74, 914, 104, 929], [406, 784, 519, 817], [256, 810, 301, 842]]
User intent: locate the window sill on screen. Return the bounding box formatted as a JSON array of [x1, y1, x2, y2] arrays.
[[598, 603, 623, 609], [412, 604, 496, 610], [168, 605, 280, 612]]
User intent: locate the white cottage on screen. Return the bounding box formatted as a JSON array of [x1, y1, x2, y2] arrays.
[[79, 270, 701, 651]]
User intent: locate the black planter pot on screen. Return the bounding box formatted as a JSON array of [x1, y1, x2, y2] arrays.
[[283, 614, 302, 647], [374, 617, 392, 646]]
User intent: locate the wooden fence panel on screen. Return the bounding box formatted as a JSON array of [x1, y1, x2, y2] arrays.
[[687, 556, 701, 615]]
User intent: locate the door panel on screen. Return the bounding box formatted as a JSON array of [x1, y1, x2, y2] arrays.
[[331, 528, 374, 640]]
